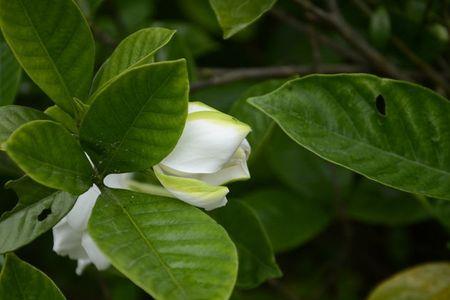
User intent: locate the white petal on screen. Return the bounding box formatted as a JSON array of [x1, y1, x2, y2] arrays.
[[81, 233, 110, 271], [199, 146, 251, 185], [154, 166, 229, 210], [66, 185, 100, 230], [188, 101, 217, 113], [104, 173, 133, 189], [161, 111, 251, 174], [52, 217, 87, 260], [76, 258, 91, 276]]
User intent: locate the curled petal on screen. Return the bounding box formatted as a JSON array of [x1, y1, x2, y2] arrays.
[[154, 166, 229, 210], [161, 111, 251, 174], [104, 173, 133, 189], [81, 234, 110, 271], [52, 217, 87, 260], [188, 101, 217, 113], [66, 185, 100, 230]]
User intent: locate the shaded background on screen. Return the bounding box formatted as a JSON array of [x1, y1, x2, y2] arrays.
[[1, 0, 450, 299]]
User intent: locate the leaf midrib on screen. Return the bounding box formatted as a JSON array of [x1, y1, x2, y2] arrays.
[[106, 190, 187, 296], [259, 102, 450, 180], [17, 0, 73, 111], [100, 65, 178, 174]]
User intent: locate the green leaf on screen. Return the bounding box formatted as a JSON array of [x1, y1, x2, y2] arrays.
[[91, 27, 176, 93], [249, 74, 450, 201], [209, 0, 277, 38], [267, 128, 352, 202], [45, 105, 78, 133], [241, 188, 332, 253], [5, 120, 93, 194], [0, 0, 95, 115], [0, 254, 66, 300], [210, 200, 281, 289], [80, 60, 188, 175], [0, 152, 22, 177], [422, 198, 450, 231], [230, 79, 289, 162], [76, 0, 104, 17], [0, 177, 76, 253], [370, 6, 391, 48], [88, 188, 238, 300], [0, 105, 49, 149], [368, 262, 450, 300], [347, 180, 428, 226], [0, 34, 21, 106]]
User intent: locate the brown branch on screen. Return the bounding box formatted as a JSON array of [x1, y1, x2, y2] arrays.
[[191, 64, 368, 92]]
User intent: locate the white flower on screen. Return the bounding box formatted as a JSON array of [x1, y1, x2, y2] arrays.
[[153, 101, 251, 211], [52, 173, 131, 275]]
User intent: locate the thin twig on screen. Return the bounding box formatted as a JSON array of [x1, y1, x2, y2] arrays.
[[191, 64, 368, 91], [291, 0, 409, 80], [270, 9, 364, 63]]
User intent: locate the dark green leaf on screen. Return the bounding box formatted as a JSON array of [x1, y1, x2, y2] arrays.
[[0, 254, 66, 300], [209, 0, 277, 38], [368, 262, 450, 300], [0, 33, 21, 106], [347, 180, 428, 226], [91, 27, 176, 93], [210, 200, 281, 289], [249, 74, 450, 201], [267, 128, 352, 202], [0, 0, 95, 115], [5, 120, 93, 194], [0, 105, 49, 149], [0, 177, 76, 253], [89, 188, 238, 300], [45, 105, 78, 133], [81, 60, 188, 174], [241, 188, 332, 252]]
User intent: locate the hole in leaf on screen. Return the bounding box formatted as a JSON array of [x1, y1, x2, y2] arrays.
[[376, 95, 386, 116], [37, 208, 52, 221]]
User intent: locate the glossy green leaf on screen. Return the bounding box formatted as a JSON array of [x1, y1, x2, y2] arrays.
[[209, 0, 277, 38], [0, 34, 21, 106], [241, 188, 332, 253], [370, 6, 391, 48], [5, 120, 93, 194], [76, 0, 104, 17], [347, 180, 428, 226], [91, 27, 176, 93], [0, 254, 66, 300], [88, 188, 238, 300], [0, 177, 76, 253], [0, 0, 95, 115], [0, 105, 49, 149], [368, 262, 450, 300], [45, 105, 78, 133], [249, 74, 450, 201], [210, 200, 281, 289], [81, 60, 188, 174]]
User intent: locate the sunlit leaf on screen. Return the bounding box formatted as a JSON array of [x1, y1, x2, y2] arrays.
[[89, 188, 238, 300], [81, 60, 188, 175], [0, 34, 21, 106], [0, 0, 95, 115], [5, 120, 93, 194]]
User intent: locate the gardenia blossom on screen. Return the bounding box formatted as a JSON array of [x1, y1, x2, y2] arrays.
[[52, 101, 251, 274], [153, 101, 252, 210], [52, 174, 130, 275]]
